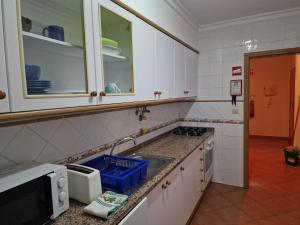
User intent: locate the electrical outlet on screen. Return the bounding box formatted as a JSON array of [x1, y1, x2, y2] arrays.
[[232, 108, 239, 114]]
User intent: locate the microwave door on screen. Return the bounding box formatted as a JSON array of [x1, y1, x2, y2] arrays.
[[0, 176, 53, 225]]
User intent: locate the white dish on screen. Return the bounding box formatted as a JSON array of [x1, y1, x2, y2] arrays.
[[103, 46, 122, 55]]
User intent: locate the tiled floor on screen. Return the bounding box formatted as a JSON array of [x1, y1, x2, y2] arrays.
[[190, 137, 300, 225]]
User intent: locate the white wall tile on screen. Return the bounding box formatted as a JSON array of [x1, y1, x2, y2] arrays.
[[0, 156, 14, 170], [0, 103, 183, 170], [222, 124, 243, 137], [36, 144, 66, 163], [198, 63, 210, 76], [222, 172, 243, 187], [223, 136, 243, 150], [28, 119, 63, 141], [212, 159, 223, 183], [285, 14, 300, 40], [1, 127, 46, 163], [190, 12, 299, 188], [0, 125, 21, 153], [221, 149, 243, 174], [266, 19, 285, 42]]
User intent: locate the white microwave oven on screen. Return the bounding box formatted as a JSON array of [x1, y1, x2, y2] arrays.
[[0, 163, 69, 225]]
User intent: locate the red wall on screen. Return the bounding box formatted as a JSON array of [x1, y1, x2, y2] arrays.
[[250, 55, 295, 138]]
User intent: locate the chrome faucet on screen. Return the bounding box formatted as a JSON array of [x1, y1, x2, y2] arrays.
[[110, 137, 137, 156]]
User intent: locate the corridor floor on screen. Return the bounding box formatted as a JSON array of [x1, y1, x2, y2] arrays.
[[190, 137, 300, 225]]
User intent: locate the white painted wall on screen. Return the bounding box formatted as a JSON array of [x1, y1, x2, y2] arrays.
[[182, 11, 300, 187], [119, 0, 198, 49]]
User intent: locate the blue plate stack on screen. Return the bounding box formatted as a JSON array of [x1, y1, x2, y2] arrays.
[[25, 64, 51, 94]]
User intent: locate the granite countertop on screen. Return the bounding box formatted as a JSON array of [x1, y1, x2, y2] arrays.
[[51, 130, 213, 225]]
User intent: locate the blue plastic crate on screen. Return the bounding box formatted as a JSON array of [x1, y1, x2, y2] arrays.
[[82, 155, 149, 194]]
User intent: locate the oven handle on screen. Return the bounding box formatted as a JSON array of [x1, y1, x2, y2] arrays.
[[206, 140, 214, 150]]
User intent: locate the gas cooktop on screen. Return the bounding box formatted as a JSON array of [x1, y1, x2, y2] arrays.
[[173, 126, 208, 136]]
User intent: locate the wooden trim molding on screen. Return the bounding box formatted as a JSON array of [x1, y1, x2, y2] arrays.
[[110, 0, 199, 54], [243, 47, 300, 189], [0, 97, 195, 126], [190, 99, 244, 103]]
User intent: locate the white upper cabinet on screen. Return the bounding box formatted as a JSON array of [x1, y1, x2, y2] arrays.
[[1, 0, 198, 113], [155, 31, 175, 100], [2, 0, 97, 111], [133, 18, 156, 101], [174, 42, 186, 98], [0, 2, 10, 113], [185, 49, 198, 97]]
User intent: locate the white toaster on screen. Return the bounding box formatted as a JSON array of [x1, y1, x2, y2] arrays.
[[66, 164, 102, 204]]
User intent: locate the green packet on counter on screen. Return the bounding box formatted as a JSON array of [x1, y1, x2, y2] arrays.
[[84, 191, 128, 219]]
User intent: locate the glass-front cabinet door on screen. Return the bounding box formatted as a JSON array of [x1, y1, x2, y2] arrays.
[[100, 5, 135, 96], [2, 0, 97, 111], [94, 0, 135, 100], [0, 2, 10, 113]]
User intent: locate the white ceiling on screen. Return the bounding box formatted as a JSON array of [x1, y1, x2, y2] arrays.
[[179, 0, 300, 26]]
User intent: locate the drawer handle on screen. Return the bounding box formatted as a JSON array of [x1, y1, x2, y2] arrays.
[[162, 184, 167, 189], [157, 91, 162, 96], [90, 91, 97, 97], [154, 91, 158, 95], [184, 91, 189, 94], [201, 179, 204, 183], [200, 169, 204, 172], [200, 158, 204, 161], [180, 166, 185, 171], [199, 147, 203, 151], [0, 90, 6, 100], [99, 91, 106, 97], [166, 181, 171, 186]]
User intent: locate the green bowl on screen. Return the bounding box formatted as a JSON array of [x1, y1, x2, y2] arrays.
[[102, 37, 119, 48]]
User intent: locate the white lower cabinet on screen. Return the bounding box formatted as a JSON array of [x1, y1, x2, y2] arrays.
[[118, 198, 148, 225], [147, 147, 205, 225]]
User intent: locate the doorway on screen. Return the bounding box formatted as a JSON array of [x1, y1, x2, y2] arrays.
[[244, 47, 300, 188]]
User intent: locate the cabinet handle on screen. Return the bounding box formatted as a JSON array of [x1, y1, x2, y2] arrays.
[[184, 91, 189, 94], [166, 181, 171, 186], [158, 91, 162, 96], [200, 158, 204, 161], [0, 90, 6, 100], [162, 184, 167, 189], [199, 147, 203, 151], [200, 169, 204, 172], [201, 179, 204, 183], [90, 91, 97, 97], [99, 91, 106, 97], [154, 91, 158, 96], [180, 166, 185, 171]]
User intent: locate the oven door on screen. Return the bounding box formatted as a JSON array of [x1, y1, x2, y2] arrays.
[[0, 175, 53, 225], [203, 140, 214, 188]]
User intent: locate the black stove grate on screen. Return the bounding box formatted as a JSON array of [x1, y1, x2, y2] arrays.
[[173, 126, 207, 136]]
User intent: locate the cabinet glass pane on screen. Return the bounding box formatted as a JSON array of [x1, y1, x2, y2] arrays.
[[19, 0, 88, 96], [100, 6, 134, 95]]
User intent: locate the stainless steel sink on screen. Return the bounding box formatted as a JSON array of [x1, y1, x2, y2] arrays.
[[129, 154, 174, 180]]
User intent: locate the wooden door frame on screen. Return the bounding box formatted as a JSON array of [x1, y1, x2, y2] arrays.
[[243, 47, 300, 188], [290, 68, 296, 143]]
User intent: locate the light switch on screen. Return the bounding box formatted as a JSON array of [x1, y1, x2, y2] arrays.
[[232, 108, 239, 114]]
